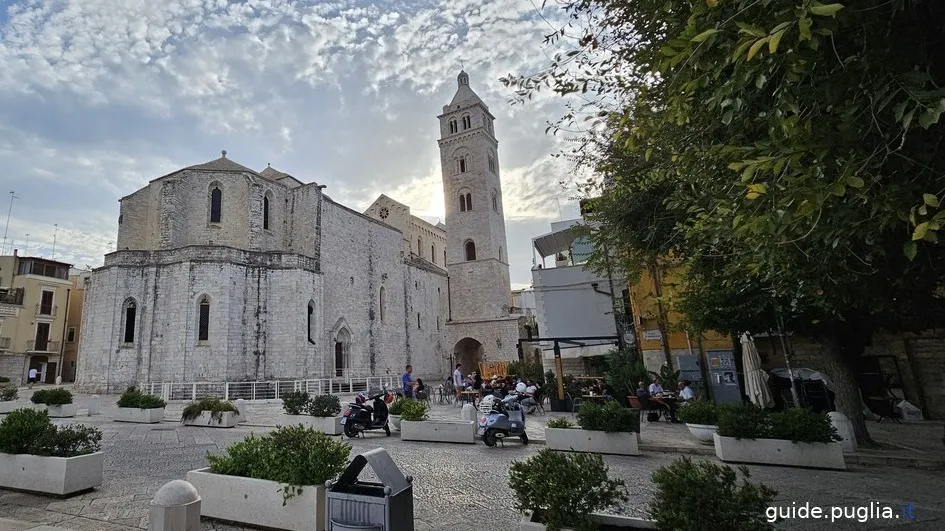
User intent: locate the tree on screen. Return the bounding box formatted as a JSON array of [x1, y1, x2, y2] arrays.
[[504, 0, 945, 443]]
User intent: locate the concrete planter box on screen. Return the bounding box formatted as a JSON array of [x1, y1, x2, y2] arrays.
[[389, 414, 402, 431], [187, 468, 325, 531], [45, 404, 77, 418], [181, 410, 240, 428], [713, 433, 846, 470], [280, 414, 342, 435], [520, 511, 656, 530], [400, 419, 475, 444], [0, 451, 104, 495], [0, 401, 19, 414], [685, 423, 718, 444], [116, 407, 165, 424], [545, 428, 640, 456]]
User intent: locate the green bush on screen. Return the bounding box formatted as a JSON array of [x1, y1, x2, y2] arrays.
[[116, 386, 166, 409], [30, 387, 73, 406], [0, 408, 101, 457], [768, 408, 841, 444], [576, 400, 639, 433], [281, 391, 309, 415], [509, 448, 627, 531], [603, 349, 650, 396], [181, 397, 237, 422], [208, 425, 350, 504], [649, 457, 776, 530], [388, 398, 406, 415], [397, 399, 428, 422], [0, 386, 17, 402], [677, 399, 719, 425], [306, 395, 341, 417], [717, 403, 769, 439], [546, 417, 574, 429], [507, 360, 545, 386]]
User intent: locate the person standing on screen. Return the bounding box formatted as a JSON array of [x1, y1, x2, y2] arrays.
[[402, 364, 415, 399], [452, 363, 464, 402], [27, 367, 38, 388]]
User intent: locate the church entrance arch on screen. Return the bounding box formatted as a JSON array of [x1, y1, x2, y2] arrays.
[[453, 337, 484, 376], [334, 328, 350, 377]]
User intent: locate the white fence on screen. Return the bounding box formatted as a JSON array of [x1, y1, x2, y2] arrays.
[[140, 376, 398, 403]]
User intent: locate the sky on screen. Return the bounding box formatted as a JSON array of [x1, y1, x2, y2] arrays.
[[0, 0, 586, 288]]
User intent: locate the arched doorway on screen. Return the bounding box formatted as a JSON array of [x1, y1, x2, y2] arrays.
[[454, 337, 484, 377], [28, 355, 50, 384], [334, 328, 350, 377]]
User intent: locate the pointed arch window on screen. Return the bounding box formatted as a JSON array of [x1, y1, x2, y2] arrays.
[[492, 191, 498, 212], [462, 115, 471, 130], [449, 119, 458, 134], [443, 249, 447, 265], [197, 295, 210, 342], [465, 192, 472, 210], [379, 288, 386, 323], [122, 299, 137, 344], [431, 244, 436, 263], [465, 240, 477, 261], [458, 156, 467, 173], [488, 154, 496, 173], [210, 186, 222, 223], [263, 194, 271, 230], [417, 237, 422, 255], [307, 300, 316, 343], [459, 194, 467, 212]]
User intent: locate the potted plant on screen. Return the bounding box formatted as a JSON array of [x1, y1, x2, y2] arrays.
[[280, 391, 343, 435], [511, 447, 653, 530], [187, 425, 350, 531], [115, 386, 166, 424], [399, 399, 475, 444], [181, 397, 241, 427], [30, 388, 77, 418], [714, 404, 845, 470], [387, 398, 406, 431], [0, 385, 18, 415], [677, 399, 718, 443], [545, 401, 641, 456], [649, 457, 776, 530], [0, 408, 104, 495]]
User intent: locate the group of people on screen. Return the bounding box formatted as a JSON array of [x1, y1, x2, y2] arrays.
[[400, 364, 427, 400], [635, 377, 695, 423], [451, 363, 541, 411]]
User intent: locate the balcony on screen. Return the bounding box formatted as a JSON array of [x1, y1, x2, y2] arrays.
[[36, 304, 58, 317], [26, 340, 60, 353], [0, 337, 10, 350], [0, 288, 24, 305]]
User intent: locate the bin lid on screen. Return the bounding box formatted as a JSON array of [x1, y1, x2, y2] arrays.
[[334, 448, 411, 496]]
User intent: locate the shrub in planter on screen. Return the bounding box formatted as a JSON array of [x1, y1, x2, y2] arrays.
[[767, 407, 841, 444], [207, 425, 350, 504], [1, 386, 17, 402], [398, 399, 428, 422], [717, 403, 769, 439], [182, 397, 238, 422], [282, 391, 310, 415], [0, 408, 101, 456], [545, 417, 574, 429], [117, 386, 166, 409], [30, 387, 73, 406], [306, 395, 341, 417], [509, 448, 627, 531], [649, 457, 776, 530], [387, 399, 406, 416], [576, 400, 639, 433], [677, 400, 718, 425]]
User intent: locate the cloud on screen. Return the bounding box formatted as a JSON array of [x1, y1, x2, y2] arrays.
[[0, 0, 588, 286]]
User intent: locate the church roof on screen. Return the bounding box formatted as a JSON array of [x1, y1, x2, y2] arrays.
[[449, 70, 484, 106], [185, 151, 259, 174], [259, 166, 285, 179]]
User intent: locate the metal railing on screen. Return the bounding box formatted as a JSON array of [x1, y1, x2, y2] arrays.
[[0, 337, 10, 350], [0, 288, 24, 305], [140, 375, 398, 403], [26, 340, 60, 352], [36, 304, 57, 317]]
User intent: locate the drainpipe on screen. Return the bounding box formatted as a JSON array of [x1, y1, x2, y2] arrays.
[[56, 288, 71, 383], [446, 276, 452, 321]]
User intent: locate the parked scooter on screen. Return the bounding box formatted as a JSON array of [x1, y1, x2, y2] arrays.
[[478, 394, 528, 446], [342, 387, 392, 438]]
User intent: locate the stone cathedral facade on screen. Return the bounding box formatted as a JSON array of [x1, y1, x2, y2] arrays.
[[75, 71, 523, 393]]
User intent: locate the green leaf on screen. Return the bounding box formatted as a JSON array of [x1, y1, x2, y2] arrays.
[[923, 193, 940, 208], [722, 109, 734, 125], [810, 3, 845, 17], [846, 175, 864, 188], [913, 222, 929, 241], [645, 148, 653, 161], [830, 183, 846, 197], [746, 192, 761, 200], [747, 183, 768, 194], [769, 28, 787, 54], [747, 38, 768, 61], [691, 28, 719, 43], [918, 107, 943, 129], [798, 17, 812, 41], [903, 108, 916, 130], [903, 241, 917, 261], [893, 101, 908, 122]]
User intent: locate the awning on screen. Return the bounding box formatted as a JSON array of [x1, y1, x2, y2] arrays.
[[532, 226, 580, 258]]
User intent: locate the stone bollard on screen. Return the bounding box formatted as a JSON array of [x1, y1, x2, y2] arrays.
[[234, 398, 247, 420], [88, 395, 100, 416], [828, 411, 857, 453], [461, 404, 477, 422], [55, 376, 62, 385], [149, 480, 201, 531]]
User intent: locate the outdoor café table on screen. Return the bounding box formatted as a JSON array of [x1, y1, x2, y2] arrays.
[[582, 394, 607, 403], [459, 390, 479, 407]]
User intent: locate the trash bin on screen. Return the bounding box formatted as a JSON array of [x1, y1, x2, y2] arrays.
[[325, 448, 414, 531]]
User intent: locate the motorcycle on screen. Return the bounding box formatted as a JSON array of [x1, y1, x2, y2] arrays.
[[342, 388, 392, 438], [478, 393, 528, 446]]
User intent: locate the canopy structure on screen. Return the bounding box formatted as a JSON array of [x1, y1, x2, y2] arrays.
[[532, 225, 579, 259]]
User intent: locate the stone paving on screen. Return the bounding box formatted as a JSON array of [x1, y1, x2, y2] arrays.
[[1, 388, 945, 530]]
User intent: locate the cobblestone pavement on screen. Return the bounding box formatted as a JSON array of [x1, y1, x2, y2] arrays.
[[1, 390, 945, 530]]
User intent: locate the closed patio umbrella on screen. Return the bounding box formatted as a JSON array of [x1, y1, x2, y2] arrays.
[[741, 332, 774, 408]]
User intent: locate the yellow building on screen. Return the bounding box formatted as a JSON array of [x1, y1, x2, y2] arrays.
[[0, 251, 74, 385], [61, 270, 91, 383]]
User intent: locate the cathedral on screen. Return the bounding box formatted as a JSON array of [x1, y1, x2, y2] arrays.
[[74, 71, 524, 393]]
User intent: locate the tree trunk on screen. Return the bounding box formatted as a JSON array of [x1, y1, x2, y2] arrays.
[[648, 260, 673, 368], [821, 326, 877, 448]]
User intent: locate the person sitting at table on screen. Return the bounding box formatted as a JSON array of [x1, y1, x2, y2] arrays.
[[635, 381, 649, 398], [515, 379, 527, 394], [637, 380, 678, 422], [415, 379, 427, 401], [677, 380, 695, 403], [649, 377, 665, 395], [589, 378, 604, 395]]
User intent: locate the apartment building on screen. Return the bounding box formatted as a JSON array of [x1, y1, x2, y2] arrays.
[[0, 250, 74, 385], [61, 269, 91, 383]]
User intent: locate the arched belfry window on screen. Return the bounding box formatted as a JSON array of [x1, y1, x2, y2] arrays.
[[209, 186, 222, 223], [379, 288, 386, 323], [307, 300, 316, 343], [462, 115, 471, 130], [122, 298, 137, 344], [465, 192, 472, 210], [431, 244, 436, 263], [458, 156, 467, 173], [263, 193, 271, 230], [197, 295, 210, 342], [459, 194, 467, 212], [449, 119, 458, 134], [465, 240, 477, 261], [492, 190, 498, 212], [418, 237, 422, 255]]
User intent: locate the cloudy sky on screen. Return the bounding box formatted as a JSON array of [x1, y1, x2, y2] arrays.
[[0, 0, 585, 288]]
